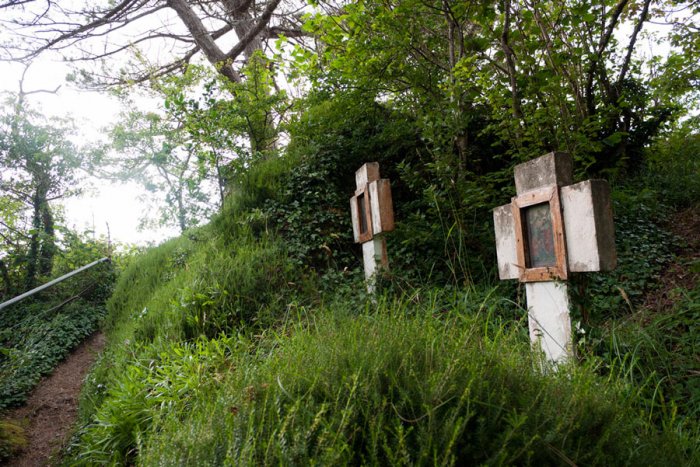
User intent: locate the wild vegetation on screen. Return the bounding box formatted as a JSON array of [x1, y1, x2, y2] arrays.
[[0, 0, 698, 465], [53, 145, 698, 464]]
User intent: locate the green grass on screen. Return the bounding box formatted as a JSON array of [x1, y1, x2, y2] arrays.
[[60, 153, 699, 466], [65, 288, 696, 466], [593, 287, 700, 428]]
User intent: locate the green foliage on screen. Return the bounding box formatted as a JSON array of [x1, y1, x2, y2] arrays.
[[566, 173, 699, 431], [0, 96, 85, 292], [106, 105, 217, 233], [283, 1, 695, 287], [571, 192, 678, 321], [0, 257, 113, 409], [68, 289, 695, 465], [596, 288, 700, 429], [0, 301, 106, 409], [47, 5, 700, 461], [299, 0, 681, 175], [643, 125, 700, 208], [265, 92, 419, 272], [61, 138, 699, 466], [69, 337, 238, 465], [158, 54, 288, 181]]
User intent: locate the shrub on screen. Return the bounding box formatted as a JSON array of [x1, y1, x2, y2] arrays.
[[643, 128, 700, 209]]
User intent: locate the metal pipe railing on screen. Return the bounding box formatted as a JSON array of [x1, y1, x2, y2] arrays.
[[0, 257, 110, 312]]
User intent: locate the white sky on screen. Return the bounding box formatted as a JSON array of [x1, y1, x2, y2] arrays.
[[0, 58, 180, 246]]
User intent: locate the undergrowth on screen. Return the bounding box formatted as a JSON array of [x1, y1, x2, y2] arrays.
[[58, 158, 698, 465], [0, 300, 106, 409], [0, 260, 114, 410], [66, 288, 697, 466], [0, 260, 113, 462], [58, 129, 700, 465]]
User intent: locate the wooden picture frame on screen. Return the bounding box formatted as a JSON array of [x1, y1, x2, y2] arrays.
[[354, 188, 374, 243], [511, 185, 568, 282]]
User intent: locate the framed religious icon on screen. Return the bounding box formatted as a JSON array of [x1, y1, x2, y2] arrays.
[[511, 185, 568, 282]]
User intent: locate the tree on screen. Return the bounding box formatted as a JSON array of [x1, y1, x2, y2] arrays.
[[0, 0, 305, 87], [95, 56, 286, 232], [302, 0, 697, 174], [1, 0, 305, 159], [275, 0, 699, 283], [0, 193, 25, 298], [0, 93, 82, 291], [105, 107, 216, 233]]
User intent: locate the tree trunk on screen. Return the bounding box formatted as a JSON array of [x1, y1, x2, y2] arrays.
[[0, 259, 12, 299], [501, 0, 523, 122], [176, 186, 187, 233], [25, 195, 42, 291], [38, 199, 55, 276]]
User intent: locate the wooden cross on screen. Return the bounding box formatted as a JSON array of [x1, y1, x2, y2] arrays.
[[350, 162, 395, 292], [493, 152, 616, 363]]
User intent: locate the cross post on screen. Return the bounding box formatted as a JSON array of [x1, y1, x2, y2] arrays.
[[493, 152, 616, 363], [350, 163, 395, 293]]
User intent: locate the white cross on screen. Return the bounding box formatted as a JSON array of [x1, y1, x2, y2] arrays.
[[493, 152, 616, 363], [350, 163, 395, 292]]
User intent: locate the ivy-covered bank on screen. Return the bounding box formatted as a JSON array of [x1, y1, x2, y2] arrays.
[[0, 258, 114, 411]]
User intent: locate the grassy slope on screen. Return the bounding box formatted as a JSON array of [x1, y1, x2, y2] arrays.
[[59, 175, 698, 466]]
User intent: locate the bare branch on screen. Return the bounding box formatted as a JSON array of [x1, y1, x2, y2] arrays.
[[263, 25, 305, 39], [13, 0, 149, 61], [0, 0, 34, 10]]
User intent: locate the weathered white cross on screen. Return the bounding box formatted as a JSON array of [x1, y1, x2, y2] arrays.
[[350, 162, 395, 292], [493, 152, 616, 363]]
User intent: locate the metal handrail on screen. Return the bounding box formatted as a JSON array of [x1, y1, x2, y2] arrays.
[[0, 257, 110, 312]]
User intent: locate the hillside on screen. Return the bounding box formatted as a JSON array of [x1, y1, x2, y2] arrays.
[[1, 2, 699, 465], [52, 149, 699, 465]]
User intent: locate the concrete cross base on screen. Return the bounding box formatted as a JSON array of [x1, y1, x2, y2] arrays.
[[525, 281, 574, 363], [362, 237, 388, 293]]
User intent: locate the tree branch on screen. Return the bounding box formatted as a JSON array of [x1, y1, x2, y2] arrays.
[[223, 0, 283, 62], [585, 0, 629, 114], [167, 0, 241, 83], [12, 0, 148, 61], [616, 0, 652, 91], [500, 0, 522, 120]]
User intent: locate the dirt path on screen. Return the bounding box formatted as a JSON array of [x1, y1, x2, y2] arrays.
[[6, 332, 106, 466]]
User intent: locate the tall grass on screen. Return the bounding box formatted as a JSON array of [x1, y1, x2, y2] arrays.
[[64, 286, 696, 466], [61, 151, 699, 465]]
